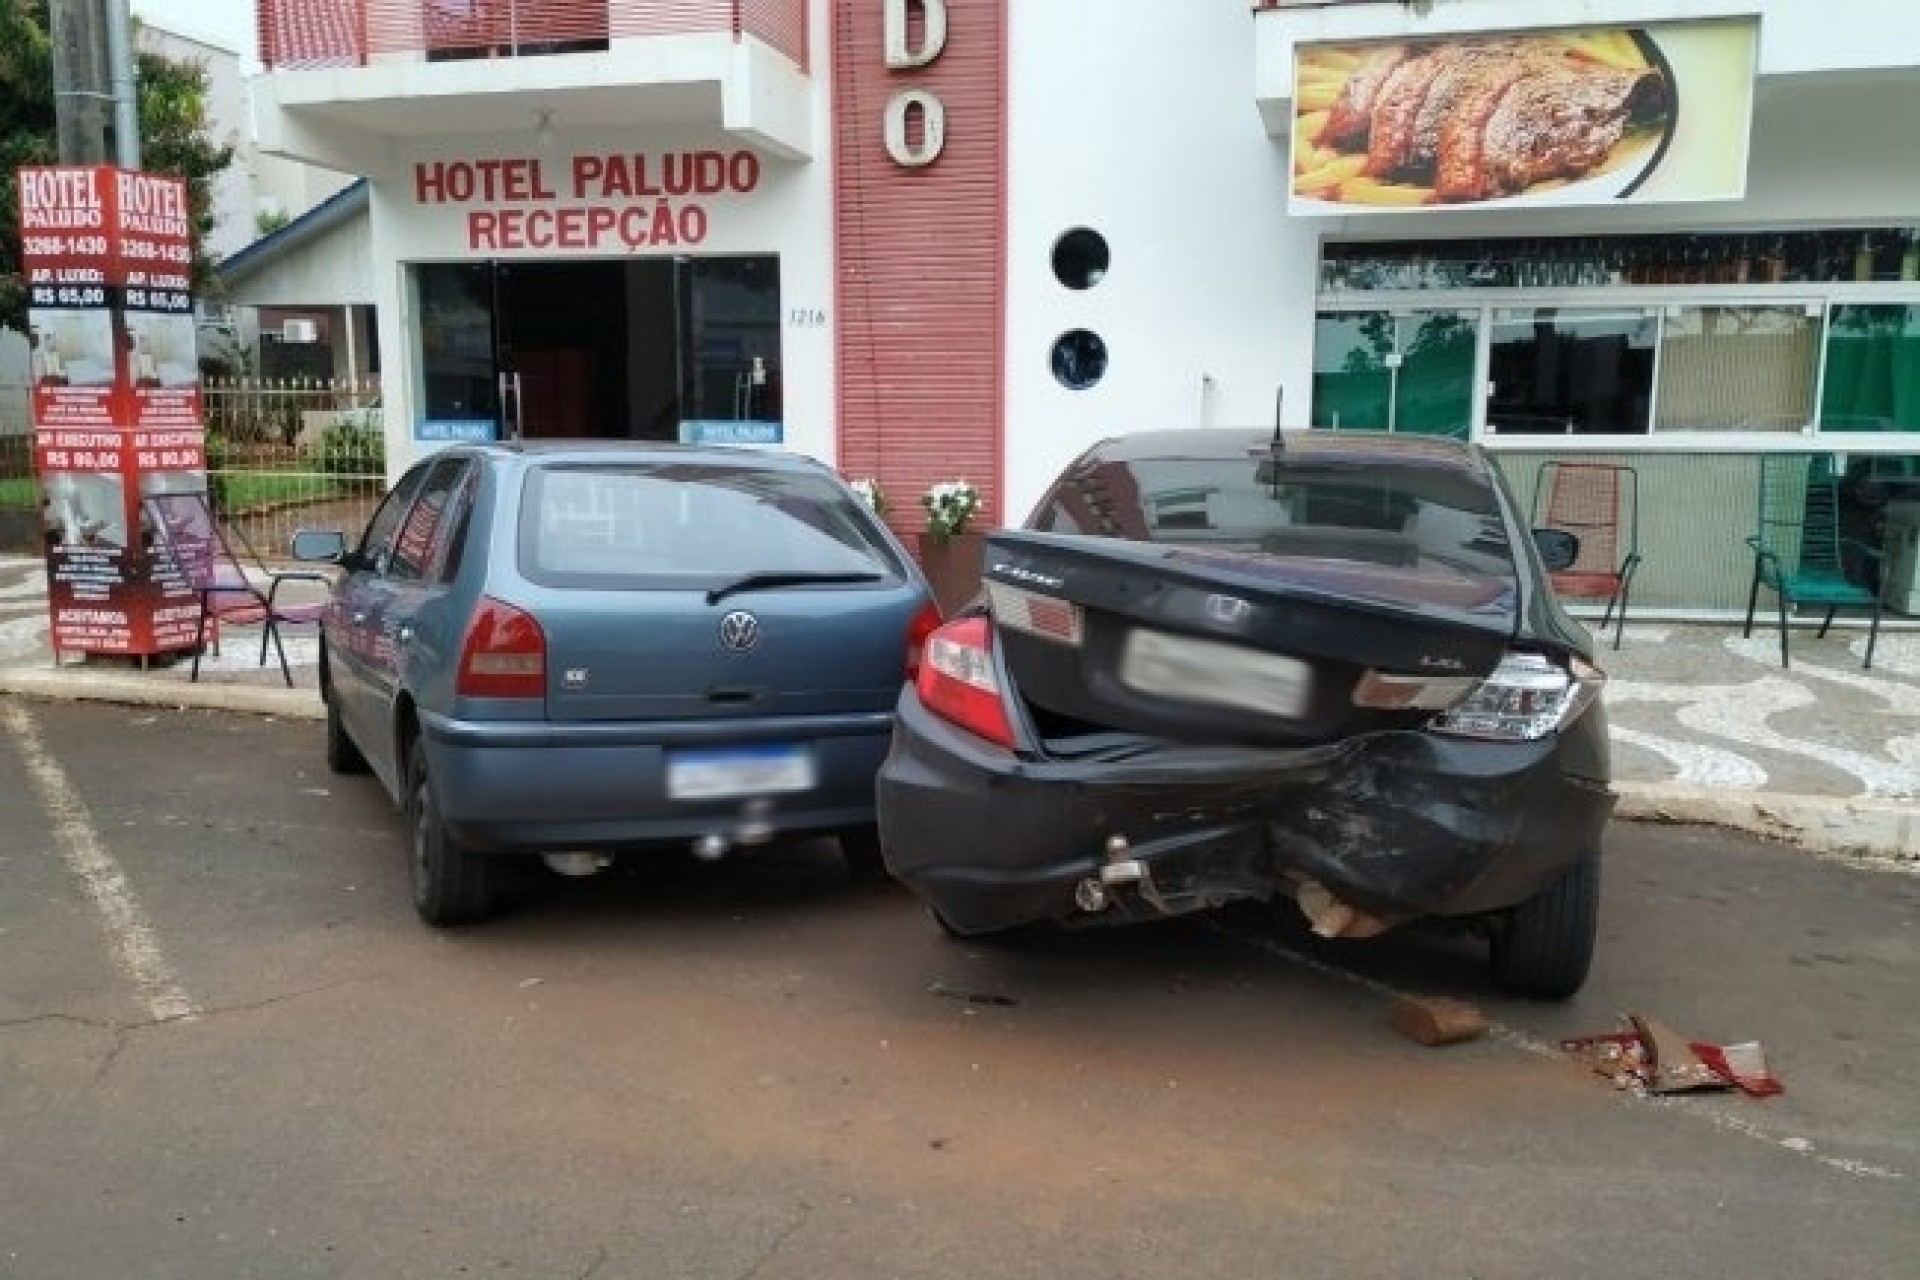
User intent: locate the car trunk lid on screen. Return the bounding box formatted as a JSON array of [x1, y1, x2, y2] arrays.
[[531, 585, 922, 721], [983, 530, 1516, 746]]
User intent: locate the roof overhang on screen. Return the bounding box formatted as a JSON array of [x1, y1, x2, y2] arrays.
[[252, 34, 814, 176]]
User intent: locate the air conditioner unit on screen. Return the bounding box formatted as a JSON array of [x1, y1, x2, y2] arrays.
[[281, 318, 319, 344]]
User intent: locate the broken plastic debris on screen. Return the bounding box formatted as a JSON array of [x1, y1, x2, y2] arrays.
[[1294, 880, 1391, 940], [1390, 995, 1489, 1047], [1693, 1040, 1785, 1099], [1560, 1015, 1783, 1098]]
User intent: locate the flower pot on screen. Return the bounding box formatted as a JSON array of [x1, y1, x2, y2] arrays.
[[917, 530, 986, 616]]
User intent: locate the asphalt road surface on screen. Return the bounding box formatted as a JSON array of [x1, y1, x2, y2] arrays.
[[2, 697, 1916, 1280]]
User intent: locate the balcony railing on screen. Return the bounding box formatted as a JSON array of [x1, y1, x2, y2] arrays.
[[257, 0, 807, 73]]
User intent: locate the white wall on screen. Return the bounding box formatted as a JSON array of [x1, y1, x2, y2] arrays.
[[1003, 0, 1308, 523], [1256, 0, 1920, 77], [998, 0, 1920, 526], [226, 210, 376, 307], [137, 25, 253, 261], [365, 3, 837, 481], [371, 138, 837, 478], [140, 21, 358, 258]]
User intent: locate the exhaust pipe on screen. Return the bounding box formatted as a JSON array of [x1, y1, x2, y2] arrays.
[[692, 834, 730, 862], [543, 852, 612, 878]]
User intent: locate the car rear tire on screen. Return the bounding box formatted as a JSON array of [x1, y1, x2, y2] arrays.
[[1488, 852, 1599, 1000], [406, 739, 497, 927], [838, 826, 890, 882]]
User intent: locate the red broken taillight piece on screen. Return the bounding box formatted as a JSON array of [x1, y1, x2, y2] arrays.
[[903, 600, 943, 681], [456, 596, 547, 699], [915, 616, 1016, 749]]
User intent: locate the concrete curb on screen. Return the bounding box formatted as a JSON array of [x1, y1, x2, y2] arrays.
[[0, 666, 323, 721], [1615, 782, 1920, 865]]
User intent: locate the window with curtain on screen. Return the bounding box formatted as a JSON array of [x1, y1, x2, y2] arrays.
[[1820, 304, 1920, 434], [1654, 305, 1821, 432]]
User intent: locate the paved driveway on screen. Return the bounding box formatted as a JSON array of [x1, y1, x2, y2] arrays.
[[2, 698, 1915, 1279]]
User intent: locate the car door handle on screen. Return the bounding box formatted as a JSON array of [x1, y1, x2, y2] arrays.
[[350, 611, 368, 625]]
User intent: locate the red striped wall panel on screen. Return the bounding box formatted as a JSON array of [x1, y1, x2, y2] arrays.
[[831, 0, 1006, 529]]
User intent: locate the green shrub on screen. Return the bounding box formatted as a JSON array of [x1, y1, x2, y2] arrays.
[[204, 430, 233, 515], [311, 416, 384, 476]]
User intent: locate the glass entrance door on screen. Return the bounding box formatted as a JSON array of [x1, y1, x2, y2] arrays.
[[1311, 309, 1477, 439], [411, 256, 782, 445], [672, 256, 782, 444]]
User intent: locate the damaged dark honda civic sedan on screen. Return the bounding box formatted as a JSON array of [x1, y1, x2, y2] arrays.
[[876, 428, 1614, 999]]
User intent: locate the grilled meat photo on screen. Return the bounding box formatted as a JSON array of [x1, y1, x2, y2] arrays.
[[1312, 37, 1668, 203]]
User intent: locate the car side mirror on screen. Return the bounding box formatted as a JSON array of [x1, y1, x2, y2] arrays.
[[291, 529, 349, 564], [1532, 528, 1580, 572]]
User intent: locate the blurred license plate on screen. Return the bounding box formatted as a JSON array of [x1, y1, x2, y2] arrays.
[[667, 746, 816, 800], [1119, 629, 1310, 716]]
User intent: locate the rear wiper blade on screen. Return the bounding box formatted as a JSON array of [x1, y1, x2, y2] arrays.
[[705, 571, 884, 606]]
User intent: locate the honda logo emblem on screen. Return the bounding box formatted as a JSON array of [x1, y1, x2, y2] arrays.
[[1206, 594, 1252, 625], [719, 610, 761, 652]]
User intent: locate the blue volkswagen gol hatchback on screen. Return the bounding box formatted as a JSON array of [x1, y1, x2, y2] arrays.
[[294, 442, 937, 926]]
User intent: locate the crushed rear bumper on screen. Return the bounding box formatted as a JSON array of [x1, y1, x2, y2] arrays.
[[877, 690, 1614, 935]]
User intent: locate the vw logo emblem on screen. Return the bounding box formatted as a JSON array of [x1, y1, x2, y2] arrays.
[[719, 610, 761, 652]]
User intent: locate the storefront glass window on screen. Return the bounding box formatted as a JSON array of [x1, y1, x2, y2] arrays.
[[416, 263, 499, 438], [1654, 306, 1821, 433], [675, 257, 782, 434], [1487, 309, 1656, 436], [1821, 305, 1920, 434], [1311, 310, 1473, 438]]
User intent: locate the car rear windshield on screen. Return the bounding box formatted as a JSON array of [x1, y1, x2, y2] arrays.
[[1033, 451, 1513, 576], [519, 462, 904, 588]]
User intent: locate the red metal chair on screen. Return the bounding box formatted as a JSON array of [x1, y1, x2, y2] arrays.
[[144, 492, 329, 686], [1531, 461, 1642, 650]]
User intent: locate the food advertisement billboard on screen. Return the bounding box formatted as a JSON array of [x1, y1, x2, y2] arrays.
[[1288, 19, 1758, 213]]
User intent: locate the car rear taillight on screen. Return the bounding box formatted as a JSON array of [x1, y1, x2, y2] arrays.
[[1427, 652, 1604, 741], [456, 597, 547, 700], [915, 616, 1016, 749], [903, 601, 943, 680]]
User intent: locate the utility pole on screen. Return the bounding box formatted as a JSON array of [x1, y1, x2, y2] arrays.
[[105, 0, 141, 170], [50, 0, 110, 164], [50, 0, 139, 169]]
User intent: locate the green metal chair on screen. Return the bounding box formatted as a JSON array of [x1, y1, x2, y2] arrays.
[[1744, 455, 1882, 669]]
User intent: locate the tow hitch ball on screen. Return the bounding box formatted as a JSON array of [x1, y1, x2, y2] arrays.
[[1076, 834, 1152, 914]]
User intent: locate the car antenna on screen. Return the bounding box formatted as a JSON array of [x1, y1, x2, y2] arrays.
[[1269, 386, 1285, 453]]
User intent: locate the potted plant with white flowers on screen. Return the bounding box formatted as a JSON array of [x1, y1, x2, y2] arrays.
[[917, 478, 987, 613], [920, 479, 980, 543]]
